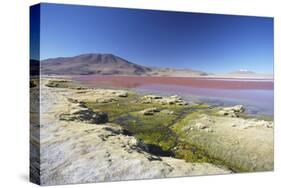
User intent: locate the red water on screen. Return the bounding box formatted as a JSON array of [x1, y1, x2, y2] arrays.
[[74, 75, 273, 90], [73, 75, 274, 115]]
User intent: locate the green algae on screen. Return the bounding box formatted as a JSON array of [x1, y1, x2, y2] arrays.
[[84, 94, 223, 163], [86, 94, 185, 153]]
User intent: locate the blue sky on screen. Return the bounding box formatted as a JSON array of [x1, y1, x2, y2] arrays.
[[32, 3, 274, 74]]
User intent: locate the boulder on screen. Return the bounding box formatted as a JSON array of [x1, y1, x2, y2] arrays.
[[116, 91, 128, 97], [141, 95, 188, 106], [162, 99, 176, 105], [223, 105, 245, 113], [91, 112, 108, 124], [217, 110, 237, 117], [217, 105, 245, 117], [177, 101, 189, 106], [142, 95, 163, 100], [170, 95, 182, 100]]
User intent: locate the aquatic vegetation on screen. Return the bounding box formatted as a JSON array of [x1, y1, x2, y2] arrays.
[[85, 93, 222, 163], [86, 96, 181, 152]]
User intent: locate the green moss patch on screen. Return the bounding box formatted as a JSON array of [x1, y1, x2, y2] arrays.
[[85, 93, 219, 161]]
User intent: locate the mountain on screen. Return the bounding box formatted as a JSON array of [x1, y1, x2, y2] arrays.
[[229, 70, 257, 76], [38, 53, 273, 78], [40, 53, 211, 77], [41, 53, 151, 76]]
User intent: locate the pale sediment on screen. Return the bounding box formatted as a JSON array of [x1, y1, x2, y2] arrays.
[[173, 110, 274, 172], [30, 78, 231, 185]]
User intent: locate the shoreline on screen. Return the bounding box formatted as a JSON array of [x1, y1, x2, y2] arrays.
[[71, 75, 273, 117], [31, 77, 273, 185], [43, 74, 274, 80]]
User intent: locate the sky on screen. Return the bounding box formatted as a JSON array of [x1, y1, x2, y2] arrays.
[[31, 3, 274, 74]]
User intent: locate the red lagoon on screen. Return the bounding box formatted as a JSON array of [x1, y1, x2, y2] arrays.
[[73, 75, 274, 116], [74, 75, 273, 90]]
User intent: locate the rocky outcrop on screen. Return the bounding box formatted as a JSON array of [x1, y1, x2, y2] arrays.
[[59, 102, 108, 124], [217, 105, 245, 117], [45, 79, 69, 88], [223, 105, 245, 113], [139, 108, 175, 116], [140, 108, 161, 115], [115, 91, 128, 97], [62, 88, 131, 105], [141, 95, 188, 106]]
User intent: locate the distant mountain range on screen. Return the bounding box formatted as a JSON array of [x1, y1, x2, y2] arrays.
[[229, 70, 257, 76], [148, 67, 209, 77], [39, 53, 209, 76], [220, 70, 273, 78], [40, 53, 151, 76], [34, 53, 272, 78]]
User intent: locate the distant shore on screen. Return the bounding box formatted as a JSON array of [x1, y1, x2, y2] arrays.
[[43, 74, 273, 80]]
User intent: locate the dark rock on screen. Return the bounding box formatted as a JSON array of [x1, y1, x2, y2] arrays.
[[60, 108, 108, 124]]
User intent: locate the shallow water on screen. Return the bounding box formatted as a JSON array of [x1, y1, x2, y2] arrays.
[[74, 75, 274, 116], [135, 84, 273, 116]]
